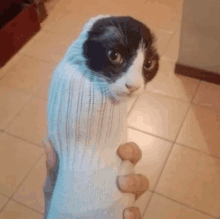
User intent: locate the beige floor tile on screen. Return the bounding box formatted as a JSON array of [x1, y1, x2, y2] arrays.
[[144, 193, 213, 219], [0, 200, 43, 219], [63, 0, 182, 33], [140, 0, 183, 33], [155, 144, 220, 217], [127, 128, 172, 190], [0, 132, 44, 197], [134, 191, 152, 216], [41, 0, 184, 34], [5, 98, 47, 146], [152, 29, 173, 56], [42, 12, 86, 41], [18, 31, 73, 64], [60, 0, 146, 14], [193, 81, 220, 110], [18, 31, 48, 55], [176, 105, 220, 158], [127, 96, 139, 115], [13, 155, 47, 214], [53, 0, 101, 21], [162, 26, 181, 61], [47, 2, 148, 39], [35, 74, 52, 100], [43, 0, 62, 14], [146, 60, 200, 102], [128, 91, 190, 141], [40, 5, 72, 31], [0, 194, 8, 211], [0, 86, 31, 130], [0, 55, 54, 95], [0, 54, 22, 79], [54, 0, 151, 35]]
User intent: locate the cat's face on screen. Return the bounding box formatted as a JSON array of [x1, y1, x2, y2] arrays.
[[83, 16, 159, 102]]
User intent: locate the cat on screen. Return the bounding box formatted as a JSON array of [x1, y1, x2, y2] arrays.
[[44, 15, 159, 219]]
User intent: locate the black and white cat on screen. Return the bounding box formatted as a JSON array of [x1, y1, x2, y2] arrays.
[[44, 15, 159, 219]]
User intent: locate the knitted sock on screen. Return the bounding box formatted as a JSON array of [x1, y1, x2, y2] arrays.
[[47, 62, 134, 218], [46, 16, 135, 218]]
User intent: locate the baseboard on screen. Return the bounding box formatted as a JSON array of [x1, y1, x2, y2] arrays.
[[0, 4, 40, 67], [175, 63, 220, 85]]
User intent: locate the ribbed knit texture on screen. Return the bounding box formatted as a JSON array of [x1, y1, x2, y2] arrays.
[[46, 15, 135, 219]]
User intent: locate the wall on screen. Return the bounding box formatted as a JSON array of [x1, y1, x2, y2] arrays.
[[177, 0, 220, 75]]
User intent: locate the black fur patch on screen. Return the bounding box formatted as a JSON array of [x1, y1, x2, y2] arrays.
[[83, 16, 159, 83]]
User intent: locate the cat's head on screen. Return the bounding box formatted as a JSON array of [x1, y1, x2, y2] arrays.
[[81, 15, 159, 102]]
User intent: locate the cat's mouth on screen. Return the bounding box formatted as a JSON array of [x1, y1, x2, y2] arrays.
[[118, 89, 142, 97], [117, 91, 136, 100], [108, 90, 138, 104], [118, 92, 129, 97]]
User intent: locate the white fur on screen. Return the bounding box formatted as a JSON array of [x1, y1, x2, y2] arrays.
[[109, 42, 146, 101]]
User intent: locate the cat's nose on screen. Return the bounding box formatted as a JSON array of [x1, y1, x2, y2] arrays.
[[125, 84, 140, 93]]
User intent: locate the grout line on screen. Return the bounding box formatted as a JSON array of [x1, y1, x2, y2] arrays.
[[142, 78, 214, 217], [144, 181, 216, 219], [0, 54, 22, 76], [141, 190, 154, 218], [2, 97, 34, 131], [0, 193, 10, 199], [2, 91, 47, 135], [22, 53, 59, 65], [33, 74, 52, 101], [160, 36, 176, 56], [2, 131, 45, 149], [2, 197, 44, 216], [155, 28, 175, 35], [160, 27, 178, 57], [0, 75, 5, 81], [151, 26, 176, 35], [145, 80, 220, 112], [127, 126, 174, 143], [10, 152, 45, 199], [152, 191, 216, 219], [141, 1, 178, 34], [127, 96, 141, 116], [143, 89, 192, 105], [173, 25, 180, 34], [129, 113, 220, 158], [190, 79, 201, 104], [142, 103, 192, 216], [0, 198, 11, 215], [153, 102, 192, 189], [191, 101, 220, 112], [0, 153, 45, 216], [22, 53, 57, 64], [177, 142, 220, 161], [0, 83, 45, 99], [160, 56, 177, 62], [1, 83, 48, 104]]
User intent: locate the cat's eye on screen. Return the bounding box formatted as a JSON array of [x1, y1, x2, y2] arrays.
[[108, 51, 123, 64], [144, 59, 156, 70]]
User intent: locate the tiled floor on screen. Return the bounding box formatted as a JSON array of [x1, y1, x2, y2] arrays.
[[0, 0, 220, 218]]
